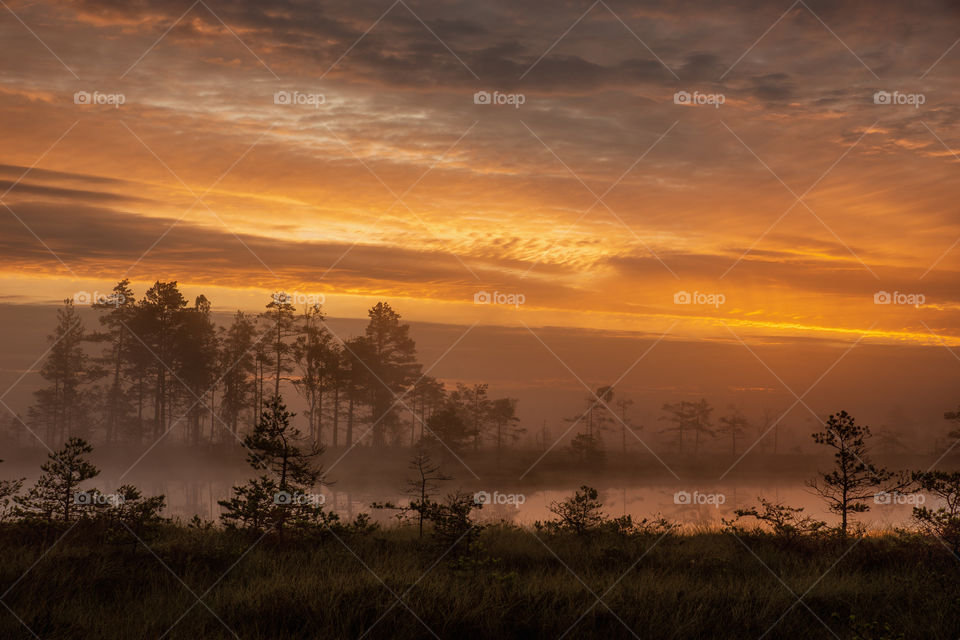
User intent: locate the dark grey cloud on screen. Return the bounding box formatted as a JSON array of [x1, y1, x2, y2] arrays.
[[57, 0, 960, 90], [0, 164, 124, 185], [0, 179, 147, 204], [749, 73, 795, 102], [0, 201, 576, 295]]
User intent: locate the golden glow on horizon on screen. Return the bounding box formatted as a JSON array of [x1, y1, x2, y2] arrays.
[[1, 274, 956, 348]]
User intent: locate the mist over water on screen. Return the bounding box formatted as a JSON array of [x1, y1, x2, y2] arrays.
[[0, 443, 930, 530]]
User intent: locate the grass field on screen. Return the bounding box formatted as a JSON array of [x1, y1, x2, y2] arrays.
[[0, 523, 956, 639]]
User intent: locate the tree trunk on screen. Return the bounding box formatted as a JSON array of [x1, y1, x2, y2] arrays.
[[346, 394, 354, 447], [332, 387, 340, 447]]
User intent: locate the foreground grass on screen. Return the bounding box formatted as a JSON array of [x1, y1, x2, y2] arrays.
[[0, 524, 956, 639]]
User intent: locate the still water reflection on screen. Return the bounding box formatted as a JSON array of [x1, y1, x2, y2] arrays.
[[140, 480, 920, 531]]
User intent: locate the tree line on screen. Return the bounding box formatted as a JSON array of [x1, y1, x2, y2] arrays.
[[564, 393, 773, 461], [14, 279, 960, 460], [565, 391, 960, 462], [21, 280, 522, 452]]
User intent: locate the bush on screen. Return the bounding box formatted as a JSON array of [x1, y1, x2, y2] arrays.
[[912, 471, 960, 554], [725, 497, 827, 541], [422, 490, 483, 552], [540, 485, 605, 535]]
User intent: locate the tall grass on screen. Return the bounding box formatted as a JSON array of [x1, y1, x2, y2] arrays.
[[0, 522, 955, 639]]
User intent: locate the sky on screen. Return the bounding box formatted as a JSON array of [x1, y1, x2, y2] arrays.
[[2, 0, 960, 346]]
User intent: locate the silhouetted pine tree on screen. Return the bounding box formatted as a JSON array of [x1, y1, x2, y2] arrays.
[[219, 396, 325, 531], [89, 279, 137, 444], [218, 311, 258, 443], [30, 300, 90, 443], [15, 437, 98, 522], [357, 302, 420, 447]]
